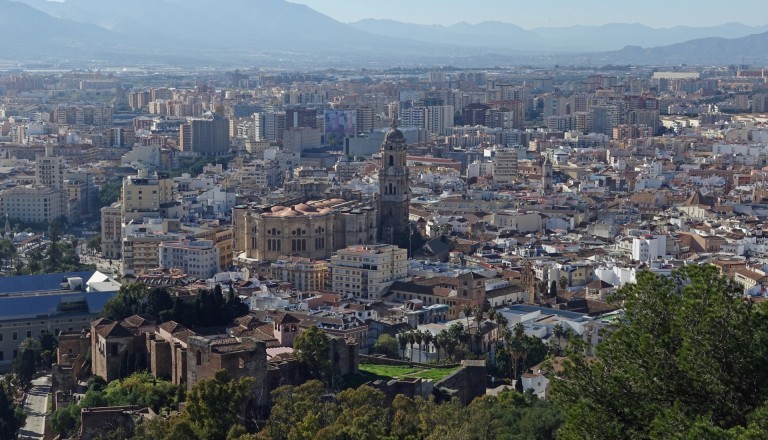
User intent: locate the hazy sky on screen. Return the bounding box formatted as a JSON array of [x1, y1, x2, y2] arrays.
[[288, 0, 768, 29]]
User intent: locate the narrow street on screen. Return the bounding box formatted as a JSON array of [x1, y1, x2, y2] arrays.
[[18, 375, 51, 440]]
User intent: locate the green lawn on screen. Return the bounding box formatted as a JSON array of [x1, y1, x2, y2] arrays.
[[344, 363, 459, 388]]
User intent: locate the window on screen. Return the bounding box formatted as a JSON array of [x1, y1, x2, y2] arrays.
[[0, 352, 3, 361], [110, 344, 118, 356], [26, 331, 31, 338], [239, 356, 246, 369], [196, 351, 202, 365], [12, 332, 17, 341], [0, 333, 3, 342]]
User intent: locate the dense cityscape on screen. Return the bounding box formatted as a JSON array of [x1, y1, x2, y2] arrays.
[[1, 1, 768, 440]]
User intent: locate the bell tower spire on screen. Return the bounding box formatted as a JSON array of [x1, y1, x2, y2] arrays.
[[378, 121, 409, 247]]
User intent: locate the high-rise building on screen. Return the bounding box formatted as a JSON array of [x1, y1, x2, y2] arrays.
[[400, 107, 425, 128], [589, 105, 619, 136], [426, 105, 455, 135], [179, 112, 230, 156], [492, 148, 519, 185], [355, 107, 375, 133], [121, 170, 174, 222], [253, 111, 287, 142], [36, 147, 64, 191], [330, 244, 408, 299], [285, 108, 317, 129], [378, 121, 410, 247], [462, 103, 490, 126], [753, 94, 768, 113]]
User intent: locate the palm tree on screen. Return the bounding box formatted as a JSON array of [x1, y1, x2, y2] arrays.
[[414, 331, 424, 363], [496, 315, 509, 344], [423, 331, 434, 362], [406, 331, 416, 362], [472, 305, 485, 354], [462, 304, 473, 329], [434, 332, 446, 363], [553, 323, 565, 355], [397, 331, 408, 359], [510, 337, 525, 381]]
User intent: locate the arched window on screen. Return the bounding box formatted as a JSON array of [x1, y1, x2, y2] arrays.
[[238, 356, 245, 369], [389, 155, 394, 166]]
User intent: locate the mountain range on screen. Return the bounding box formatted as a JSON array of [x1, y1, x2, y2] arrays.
[[3, 0, 768, 66], [349, 19, 768, 52]]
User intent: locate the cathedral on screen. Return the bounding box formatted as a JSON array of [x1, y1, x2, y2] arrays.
[[232, 121, 410, 266], [378, 120, 410, 248]]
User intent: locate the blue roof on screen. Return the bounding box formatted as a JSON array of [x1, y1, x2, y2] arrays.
[[0, 291, 117, 321], [84, 292, 118, 314], [0, 271, 96, 296], [504, 304, 589, 321]]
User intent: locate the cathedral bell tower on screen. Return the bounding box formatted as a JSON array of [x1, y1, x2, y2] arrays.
[[378, 120, 410, 246]]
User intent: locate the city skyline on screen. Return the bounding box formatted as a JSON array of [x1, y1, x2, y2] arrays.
[[288, 0, 768, 29]]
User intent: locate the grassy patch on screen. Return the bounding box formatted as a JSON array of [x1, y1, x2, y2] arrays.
[[343, 363, 460, 388]]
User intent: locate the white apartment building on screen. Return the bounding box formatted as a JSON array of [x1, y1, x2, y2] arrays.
[[159, 239, 219, 279], [0, 186, 66, 223], [330, 244, 408, 299], [631, 234, 667, 262]]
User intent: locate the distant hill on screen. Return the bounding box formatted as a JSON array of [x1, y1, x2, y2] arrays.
[[16, 0, 421, 55], [0, 0, 123, 58], [351, 18, 768, 52], [601, 31, 768, 65], [349, 19, 542, 50], [5, 0, 768, 66]]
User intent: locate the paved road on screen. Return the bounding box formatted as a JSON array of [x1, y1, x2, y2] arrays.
[[18, 375, 51, 440]]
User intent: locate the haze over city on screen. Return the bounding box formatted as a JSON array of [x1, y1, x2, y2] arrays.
[[289, 0, 768, 28], [2, 1, 768, 440]]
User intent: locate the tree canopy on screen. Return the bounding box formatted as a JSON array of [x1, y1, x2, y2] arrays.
[[261, 381, 560, 440], [0, 379, 25, 440], [553, 265, 768, 439], [293, 325, 330, 382]]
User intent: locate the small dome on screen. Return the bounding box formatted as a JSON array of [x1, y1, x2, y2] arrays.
[[277, 209, 301, 217], [384, 119, 406, 144], [385, 127, 406, 144], [294, 203, 317, 213]]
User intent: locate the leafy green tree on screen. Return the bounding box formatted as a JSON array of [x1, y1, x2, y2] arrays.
[[87, 235, 102, 255], [372, 334, 400, 358], [294, 325, 330, 382], [102, 371, 179, 413], [184, 370, 255, 440], [98, 179, 123, 208], [316, 386, 389, 440], [13, 337, 40, 387], [146, 287, 174, 321], [553, 265, 768, 439], [0, 238, 17, 268], [262, 380, 338, 440], [101, 283, 149, 321], [51, 403, 81, 437], [0, 383, 25, 440]]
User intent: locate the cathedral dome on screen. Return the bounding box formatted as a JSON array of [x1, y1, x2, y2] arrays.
[[384, 120, 406, 144]]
